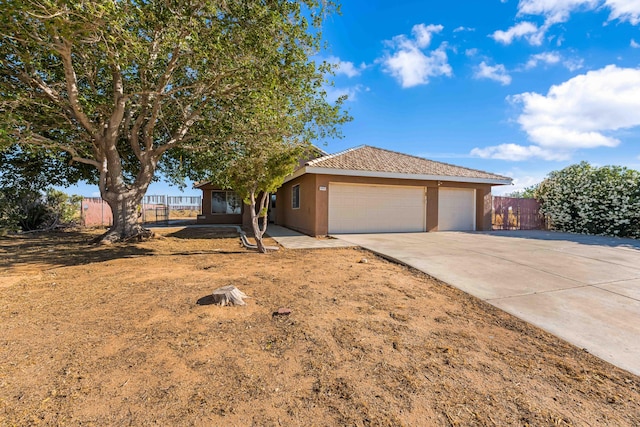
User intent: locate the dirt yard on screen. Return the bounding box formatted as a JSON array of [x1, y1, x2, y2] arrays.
[[1, 228, 639, 426]]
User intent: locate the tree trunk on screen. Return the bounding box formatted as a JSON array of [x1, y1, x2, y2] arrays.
[[99, 191, 151, 243], [249, 190, 270, 253]]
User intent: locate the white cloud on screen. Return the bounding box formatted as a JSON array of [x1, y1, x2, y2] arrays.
[[412, 24, 444, 48], [473, 65, 640, 162], [517, 0, 640, 25], [381, 24, 452, 88], [606, 0, 640, 24], [517, 0, 600, 24], [492, 172, 547, 196], [471, 144, 569, 161], [522, 51, 584, 71], [631, 38, 640, 48], [525, 51, 562, 68], [465, 48, 479, 57], [494, 0, 640, 47], [327, 56, 364, 78], [453, 26, 475, 32], [563, 57, 584, 71], [474, 61, 512, 85], [491, 21, 545, 45], [513, 65, 640, 149]]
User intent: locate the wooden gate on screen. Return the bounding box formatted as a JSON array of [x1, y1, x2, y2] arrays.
[[492, 196, 546, 230]]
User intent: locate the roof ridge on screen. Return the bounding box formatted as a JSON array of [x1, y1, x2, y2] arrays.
[[363, 145, 511, 180], [306, 145, 365, 166]]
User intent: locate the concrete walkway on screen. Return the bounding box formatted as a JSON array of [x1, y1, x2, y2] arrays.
[[266, 225, 356, 249], [335, 230, 640, 376]]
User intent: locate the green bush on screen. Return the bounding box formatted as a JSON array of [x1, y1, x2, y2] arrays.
[[535, 162, 640, 238], [0, 187, 81, 233]]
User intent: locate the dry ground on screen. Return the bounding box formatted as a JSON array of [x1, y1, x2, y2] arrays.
[[0, 228, 639, 426]]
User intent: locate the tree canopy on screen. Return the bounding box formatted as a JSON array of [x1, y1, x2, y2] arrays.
[[0, 0, 349, 241]]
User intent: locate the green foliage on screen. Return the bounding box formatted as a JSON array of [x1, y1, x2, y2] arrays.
[[535, 162, 640, 238], [0, 187, 80, 232], [0, 0, 348, 238], [503, 185, 538, 199]]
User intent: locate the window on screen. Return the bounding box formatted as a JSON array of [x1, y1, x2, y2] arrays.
[[292, 184, 300, 209], [211, 191, 242, 214]]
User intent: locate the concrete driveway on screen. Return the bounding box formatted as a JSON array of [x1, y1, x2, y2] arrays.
[[335, 230, 640, 376]]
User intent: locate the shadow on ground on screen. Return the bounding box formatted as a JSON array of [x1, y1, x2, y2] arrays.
[[482, 230, 640, 250], [0, 231, 154, 270]]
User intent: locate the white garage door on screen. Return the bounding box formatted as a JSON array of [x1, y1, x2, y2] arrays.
[[438, 188, 476, 231], [328, 183, 426, 234]]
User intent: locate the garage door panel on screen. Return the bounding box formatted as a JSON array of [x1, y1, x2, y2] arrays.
[[438, 188, 475, 231], [329, 183, 426, 234]]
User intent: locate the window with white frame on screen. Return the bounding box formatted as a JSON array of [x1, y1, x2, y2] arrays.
[[292, 184, 300, 209], [211, 191, 242, 214]]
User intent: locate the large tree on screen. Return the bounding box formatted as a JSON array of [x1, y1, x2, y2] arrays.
[[0, 0, 347, 242]]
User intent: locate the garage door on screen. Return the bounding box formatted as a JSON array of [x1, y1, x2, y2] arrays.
[[328, 183, 426, 234], [438, 188, 476, 231]]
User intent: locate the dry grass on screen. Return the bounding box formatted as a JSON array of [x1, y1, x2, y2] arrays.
[[1, 228, 639, 426]]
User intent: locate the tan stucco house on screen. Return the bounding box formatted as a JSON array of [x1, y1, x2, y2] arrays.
[[196, 145, 512, 235]]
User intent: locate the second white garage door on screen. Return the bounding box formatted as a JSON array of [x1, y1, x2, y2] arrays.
[[438, 187, 476, 231], [328, 183, 426, 234]]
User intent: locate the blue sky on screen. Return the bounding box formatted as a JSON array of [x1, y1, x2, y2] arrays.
[[68, 0, 640, 196]]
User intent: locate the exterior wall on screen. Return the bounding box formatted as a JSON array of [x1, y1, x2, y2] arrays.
[[277, 174, 498, 236], [476, 185, 493, 231], [196, 184, 249, 226], [275, 174, 317, 235]]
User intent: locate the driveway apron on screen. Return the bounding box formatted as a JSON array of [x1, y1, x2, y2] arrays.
[[335, 231, 640, 376]]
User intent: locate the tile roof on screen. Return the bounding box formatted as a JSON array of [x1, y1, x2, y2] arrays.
[[305, 145, 511, 182]]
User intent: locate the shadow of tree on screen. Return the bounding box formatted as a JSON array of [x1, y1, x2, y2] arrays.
[[164, 227, 240, 240], [0, 231, 154, 270]]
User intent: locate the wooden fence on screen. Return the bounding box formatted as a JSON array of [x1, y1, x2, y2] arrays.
[[492, 196, 547, 230]]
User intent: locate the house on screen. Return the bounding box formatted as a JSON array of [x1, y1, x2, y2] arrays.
[[196, 145, 512, 235]]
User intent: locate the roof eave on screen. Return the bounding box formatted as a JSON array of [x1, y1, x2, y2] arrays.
[[283, 166, 513, 186]]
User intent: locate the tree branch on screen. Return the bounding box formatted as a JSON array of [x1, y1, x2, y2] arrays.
[[56, 38, 99, 137]]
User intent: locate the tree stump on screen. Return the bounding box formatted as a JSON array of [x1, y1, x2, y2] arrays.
[[211, 286, 248, 306]]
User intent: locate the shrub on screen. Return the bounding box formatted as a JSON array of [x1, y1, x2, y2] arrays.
[[535, 162, 640, 238], [0, 187, 81, 233]]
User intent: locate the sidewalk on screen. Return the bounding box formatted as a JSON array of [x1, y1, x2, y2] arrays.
[[266, 225, 356, 249]]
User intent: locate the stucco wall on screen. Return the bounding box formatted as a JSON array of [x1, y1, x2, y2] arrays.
[[275, 174, 317, 235], [277, 174, 497, 236]]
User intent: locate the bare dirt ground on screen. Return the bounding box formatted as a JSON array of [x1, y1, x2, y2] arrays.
[[1, 227, 639, 426]]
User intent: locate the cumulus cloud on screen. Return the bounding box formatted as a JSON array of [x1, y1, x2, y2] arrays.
[[512, 65, 640, 149], [327, 56, 364, 78], [381, 24, 452, 88], [472, 65, 640, 161], [453, 26, 475, 32], [474, 61, 512, 85], [491, 21, 544, 45], [631, 38, 640, 48]]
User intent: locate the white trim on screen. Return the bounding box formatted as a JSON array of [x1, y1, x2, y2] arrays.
[[283, 166, 512, 185]]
